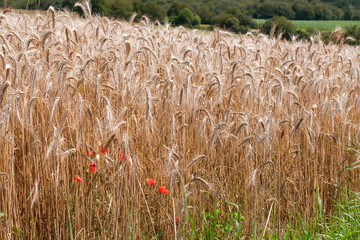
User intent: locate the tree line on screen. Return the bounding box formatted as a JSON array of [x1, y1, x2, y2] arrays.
[[1, 0, 360, 35]]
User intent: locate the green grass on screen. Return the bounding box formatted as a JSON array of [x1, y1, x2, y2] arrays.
[[274, 187, 360, 239], [254, 19, 360, 31], [184, 201, 245, 239], [187, 187, 360, 239]]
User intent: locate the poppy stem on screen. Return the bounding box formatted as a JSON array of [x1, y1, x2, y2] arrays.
[[148, 188, 174, 228], [172, 197, 177, 240], [137, 179, 157, 236]]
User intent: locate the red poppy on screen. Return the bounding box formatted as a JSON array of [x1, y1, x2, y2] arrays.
[[74, 176, 82, 182], [337, 118, 340, 123], [89, 163, 96, 173], [96, 207, 100, 215], [175, 217, 179, 223], [101, 146, 109, 154], [120, 150, 124, 161], [146, 178, 155, 185], [86, 151, 94, 157], [158, 186, 168, 194]]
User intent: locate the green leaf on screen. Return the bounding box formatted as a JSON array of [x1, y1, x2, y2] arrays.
[[252, 218, 257, 240], [223, 201, 240, 210], [317, 188, 323, 218], [0, 212, 5, 218]]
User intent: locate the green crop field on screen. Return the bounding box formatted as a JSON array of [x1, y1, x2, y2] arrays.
[[254, 19, 360, 30]]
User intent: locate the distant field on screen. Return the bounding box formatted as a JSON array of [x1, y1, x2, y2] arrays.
[[254, 19, 360, 30]]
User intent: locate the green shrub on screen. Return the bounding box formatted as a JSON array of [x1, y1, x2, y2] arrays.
[[225, 16, 240, 32], [224, 7, 256, 30], [295, 29, 310, 39], [261, 16, 296, 39], [238, 13, 256, 29], [345, 24, 360, 45], [215, 14, 252, 33]]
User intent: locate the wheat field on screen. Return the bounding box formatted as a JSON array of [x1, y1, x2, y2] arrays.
[[0, 6, 360, 239]]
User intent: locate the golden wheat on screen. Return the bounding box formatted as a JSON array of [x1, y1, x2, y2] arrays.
[[0, 7, 359, 239]]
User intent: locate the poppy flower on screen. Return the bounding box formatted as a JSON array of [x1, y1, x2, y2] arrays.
[[158, 186, 168, 194], [96, 207, 100, 215], [146, 178, 155, 185], [101, 146, 109, 154], [89, 163, 96, 173], [175, 217, 179, 223], [86, 151, 94, 157], [74, 175, 82, 182], [120, 150, 124, 161]]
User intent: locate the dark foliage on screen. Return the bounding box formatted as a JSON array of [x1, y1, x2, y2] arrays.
[[261, 16, 296, 39]]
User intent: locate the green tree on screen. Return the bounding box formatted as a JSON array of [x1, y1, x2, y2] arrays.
[[224, 7, 256, 31], [225, 6, 241, 17], [133, 0, 144, 17], [167, 1, 190, 16], [174, 8, 200, 27], [197, 5, 216, 24], [91, 0, 109, 15], [292, 0, 315, 20], [329, 6, 344, 20], [343, 6, 352, 20], [238, 13, 256, 29], [256, 1, 295, 20], [214, 0, 237, 15], [141, 1, 166, 21], [314, 2, 333, 20], [109, 0, 133, 19]]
